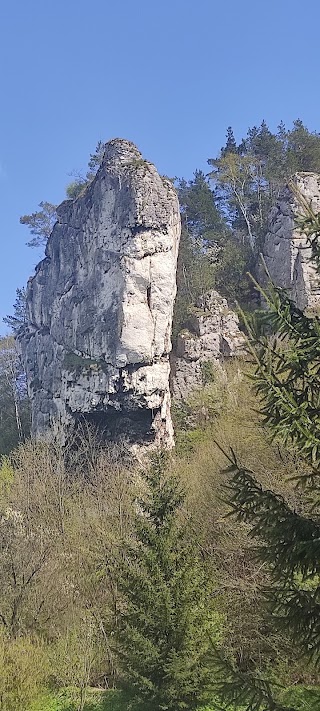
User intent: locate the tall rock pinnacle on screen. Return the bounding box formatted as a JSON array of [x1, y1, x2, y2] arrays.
[[19, 139, 181, 448]]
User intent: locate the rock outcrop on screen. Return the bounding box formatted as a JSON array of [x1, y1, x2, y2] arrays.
[[19, 139, 181, 448], [171, 290, 245, 401], [263, 173, 320, 310]]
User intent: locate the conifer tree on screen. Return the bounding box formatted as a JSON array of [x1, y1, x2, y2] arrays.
[[217, 193, 320, 711], [174, 171, 252, 340], [113, 453, 217, 711], [20, 201, 57, 248], [65, 140, 105, 199], [222, 126, 238, 155], [3, 288, 28, 335], [20, 141, 105, 245], [209, 120, 320, 250]]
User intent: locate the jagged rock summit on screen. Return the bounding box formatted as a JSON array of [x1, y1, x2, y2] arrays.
[[263, 172, 320, 310], [19, 139, 181, 448]]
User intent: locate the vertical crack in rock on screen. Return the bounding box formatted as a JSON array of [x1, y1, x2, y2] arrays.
[[19, 139, 181, 449], [262, 172, 320, 311]]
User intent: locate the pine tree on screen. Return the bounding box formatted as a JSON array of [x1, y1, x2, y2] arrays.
[[209, 120, 320, 251], [20, 201, 57, 248], [3, 288, 28, 334], [177, 170, 225, 245], [65, 140, 105, 199], [216, 193, 320, 710], [113, 453, 217, 711], [174, 171, 252, 339], [173, 172, 226, 340], [20, 142, 105, 244], [286, 120, 320, 174], [222, 126, 238, 155]]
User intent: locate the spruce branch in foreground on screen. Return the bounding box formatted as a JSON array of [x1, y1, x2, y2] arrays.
[[215, 202, 320, 710]]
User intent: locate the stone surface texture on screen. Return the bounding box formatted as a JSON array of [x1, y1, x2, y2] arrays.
[[263, 172, 320, 310], [19, 139, 181, 448], [171, 290, 245, 401]]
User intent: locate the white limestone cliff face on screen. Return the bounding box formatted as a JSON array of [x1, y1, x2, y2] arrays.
[[263, 172, 320, 310], [171, 290, 245, 401], [19, 139, 181, 448]]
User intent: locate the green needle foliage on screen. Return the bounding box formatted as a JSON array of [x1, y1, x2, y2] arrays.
[[216, 199, 320, 710], [213, 651, 298, 711], [20, 201, 57, 248], [113, 453, 217, 711]]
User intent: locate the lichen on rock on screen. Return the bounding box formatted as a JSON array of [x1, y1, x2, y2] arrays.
[[19, 139, 181, 448]]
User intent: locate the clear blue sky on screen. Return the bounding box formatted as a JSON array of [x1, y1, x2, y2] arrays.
[[1, 0, 320, 331]]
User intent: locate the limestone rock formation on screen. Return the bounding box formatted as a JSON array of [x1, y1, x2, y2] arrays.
[[171, 290, 245, 401], [263, 172, 320, 310], [19, 139, 181, 448]]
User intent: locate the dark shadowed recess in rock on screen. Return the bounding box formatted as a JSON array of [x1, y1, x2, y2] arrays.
[[72, 407, 157, 444]]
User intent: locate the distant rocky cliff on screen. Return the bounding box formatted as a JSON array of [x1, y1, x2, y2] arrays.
[[263, 172, 320, 310], [19, 139, 181, 448]]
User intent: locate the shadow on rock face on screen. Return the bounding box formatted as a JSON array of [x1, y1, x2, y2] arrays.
[[72, 407, 157, 445]]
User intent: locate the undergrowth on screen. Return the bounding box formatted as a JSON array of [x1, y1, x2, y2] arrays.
[[28, 685, 320, 711]]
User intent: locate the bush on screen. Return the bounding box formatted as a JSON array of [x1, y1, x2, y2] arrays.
[[0, 632, 49, 711], [171, 360, 316, 682], [29, 688, 137, 711]]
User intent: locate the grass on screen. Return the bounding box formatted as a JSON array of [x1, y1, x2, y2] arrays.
[[28, 685, 320, 711], [29, 687, 124, 711]]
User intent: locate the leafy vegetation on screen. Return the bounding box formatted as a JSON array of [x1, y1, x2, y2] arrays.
[[0, 335, 30, 454], [65, 141, 106, 199], [0, 362, 317, 708], [113, 453, 218, 711], [175, 119, 320, 337], [212, 203, 320, 709], [3, 288, 28, 335], [20, 201, 58, 249], [2, 121, 320, 707]]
